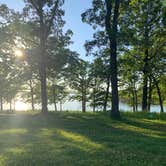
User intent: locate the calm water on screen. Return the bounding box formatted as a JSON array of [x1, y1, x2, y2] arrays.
[[5, 101, 165, 112], [48, 101, 165, 113]]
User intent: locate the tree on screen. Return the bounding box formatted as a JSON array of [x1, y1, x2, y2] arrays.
[[89, 56, 111, 112], [126, 0, 165, 111], [0, 4, 24, 111], [24, 0, 65, 112], [63, 58, 90, 112], [82, 0, 121, 118], [119, 51, 141, 112]]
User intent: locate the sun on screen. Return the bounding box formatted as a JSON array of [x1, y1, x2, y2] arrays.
[[15, 101, 27, 111], [15, 50, 23, 58]]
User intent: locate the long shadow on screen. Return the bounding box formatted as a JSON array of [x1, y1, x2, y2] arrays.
[[0, 112, 165, 166]]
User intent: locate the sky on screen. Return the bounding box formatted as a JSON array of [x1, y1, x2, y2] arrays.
[[0, 0, 94, 61]]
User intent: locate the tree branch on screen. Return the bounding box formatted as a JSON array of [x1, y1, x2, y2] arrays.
[[46, 0, 60, 37]]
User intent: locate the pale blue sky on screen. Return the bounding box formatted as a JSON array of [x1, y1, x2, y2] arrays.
[[0, 0, 94, 60]]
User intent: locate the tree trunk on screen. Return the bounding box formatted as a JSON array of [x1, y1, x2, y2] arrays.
[[134, 89, 138, 112], [82, 92, 86, 113], [81, 81, 86, 113], [92, 77, 96, 112], [132, 88, 136, 112], [142, 51, 148, 112], [59, 101, 62, 111], [93, 88, 96, 112], [54, 102, 57, 111], [105, 0, 120, 119], [147, 77, 152, 112], [39, 8, 48, 113], [0, 96, 3, 111], [10, 100, 12, 112], [29, 80, 35, 111], [155, 80, 164, 113], [53, 90, 57, 111], [103, 76, 110, 112], [82, 99, 86, 113]]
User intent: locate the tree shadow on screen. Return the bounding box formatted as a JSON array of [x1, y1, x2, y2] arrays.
[[0, 112, 165, 166]]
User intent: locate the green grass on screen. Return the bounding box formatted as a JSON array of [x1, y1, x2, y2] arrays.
[[0, 111, 165, 166]]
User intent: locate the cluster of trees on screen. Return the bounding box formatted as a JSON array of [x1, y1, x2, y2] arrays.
[[0, 0, 165, 118], [81, 0, 166, 117]]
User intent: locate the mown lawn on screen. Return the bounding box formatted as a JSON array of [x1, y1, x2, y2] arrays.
[[0, 111, 165, 166]]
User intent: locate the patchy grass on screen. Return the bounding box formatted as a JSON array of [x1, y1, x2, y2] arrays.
[[0, 111, 165, 166]]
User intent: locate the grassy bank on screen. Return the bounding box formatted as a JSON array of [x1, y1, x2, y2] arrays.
[[0, 111, 165, 166]]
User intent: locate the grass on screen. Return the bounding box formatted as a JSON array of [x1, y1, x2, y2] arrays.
[[0, 111, 165, 166]]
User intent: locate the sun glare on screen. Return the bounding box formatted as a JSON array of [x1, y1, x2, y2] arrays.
[[15, 50, 23, 58], [15, 101, 27, 111]]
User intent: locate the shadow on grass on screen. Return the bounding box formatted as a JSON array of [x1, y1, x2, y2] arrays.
[[0, 112, 165, 166]]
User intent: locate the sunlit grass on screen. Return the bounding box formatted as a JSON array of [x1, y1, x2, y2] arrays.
[[0, 111, 165, 165], [58, 129, 104, 151]]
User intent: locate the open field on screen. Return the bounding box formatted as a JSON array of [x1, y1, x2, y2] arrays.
[[0, 111, 165, 166]]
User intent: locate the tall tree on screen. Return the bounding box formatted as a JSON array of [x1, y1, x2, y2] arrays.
[[105, 0, 120, 118], [127, 0, 165, 111], [24, 0, 65, 112], [82, 0, 121, 118]]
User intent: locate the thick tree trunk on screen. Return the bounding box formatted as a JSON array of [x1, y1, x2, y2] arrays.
[[39, 7, 48, 113], [103, 76, 110, 112], [105, 0, 120, 119], [82, 93, 86, 113], [142, 51, 148, 112]]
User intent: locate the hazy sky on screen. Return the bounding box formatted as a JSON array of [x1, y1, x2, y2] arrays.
[[0, 0, 94, 60]]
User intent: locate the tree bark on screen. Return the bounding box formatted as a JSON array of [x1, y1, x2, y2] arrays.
[[81, 82, 86, 112], [105, 0, 120, 119], [142, 51, 148, 112], [39, 9, 48, 113], [82, 92, 86, 113]]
